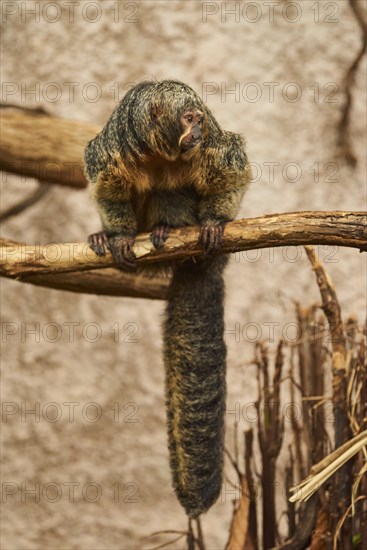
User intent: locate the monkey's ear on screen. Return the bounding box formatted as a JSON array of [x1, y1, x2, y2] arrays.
[[150, 105, 163, 122]]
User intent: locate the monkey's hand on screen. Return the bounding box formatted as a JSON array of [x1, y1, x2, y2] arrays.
[[199, 221, 225, 254], [88, 231, 137, 272], [150, 223, 170, 249]]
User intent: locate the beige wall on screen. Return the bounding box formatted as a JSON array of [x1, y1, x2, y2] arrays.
[[1, 1, 366, 548]]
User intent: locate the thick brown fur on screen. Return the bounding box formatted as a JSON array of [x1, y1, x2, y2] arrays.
[[84, 80, 251, 517]]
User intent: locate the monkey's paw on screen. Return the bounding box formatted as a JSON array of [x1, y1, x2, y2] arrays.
[[88, 231, 137, 272], [199, 221, 224, 253], [107, 233, 137, 272], [150, 223, 170, 249], [88, 231, 109, 257]]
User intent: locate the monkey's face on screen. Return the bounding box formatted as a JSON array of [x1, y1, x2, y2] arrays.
[[179, 110, 204, 153], [148, 98, 206, 161]]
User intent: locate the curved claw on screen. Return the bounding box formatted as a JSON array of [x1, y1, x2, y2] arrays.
[[200, 222, 224, 254], [150, 223, 170, 249]]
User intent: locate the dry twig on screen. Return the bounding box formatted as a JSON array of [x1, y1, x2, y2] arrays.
[[0, 182, 50, 222]]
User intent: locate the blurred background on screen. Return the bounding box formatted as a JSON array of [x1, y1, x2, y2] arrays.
[[1, 1, 366, 548]]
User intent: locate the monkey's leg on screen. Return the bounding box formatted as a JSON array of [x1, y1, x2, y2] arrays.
[[150, 223, 170, 249], [88, 231, 109, 256], [147, 189, 199, 249], [88, 230, 137, 271], [199, 221, 225, 253], [104, 233, 137, 271]]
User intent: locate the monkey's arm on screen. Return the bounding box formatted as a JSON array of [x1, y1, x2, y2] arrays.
[[197, 187, 245, 252], [87, 153, 138, 270], [198, 171, 251, 251], [97, 198, 137, 235], [196, 134, 251, 250], [198, 186, 246, 224], [88, 197, 137, 271]]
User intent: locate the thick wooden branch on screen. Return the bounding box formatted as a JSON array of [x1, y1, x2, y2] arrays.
[[0, 211, 365, 298], [0, 107, 99, 188], [18, 269, 170, 300]]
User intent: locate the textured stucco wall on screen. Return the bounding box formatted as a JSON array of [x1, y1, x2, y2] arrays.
[[1, 1, 366, 548]]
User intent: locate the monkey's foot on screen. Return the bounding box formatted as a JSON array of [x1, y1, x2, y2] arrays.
[[88, 231, 109, 256], [88, 231, 137, 271], [107, 233, 137, 272], [200, 221, 224, 253], [150, 223, 170, 249]]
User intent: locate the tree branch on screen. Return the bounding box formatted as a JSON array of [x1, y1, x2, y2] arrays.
[[0, 106, 99, 188], [0, 211, 365, 298], [304, 245, 352, 543], [16, 269, 170, 300], [337, 0, 367, 167]]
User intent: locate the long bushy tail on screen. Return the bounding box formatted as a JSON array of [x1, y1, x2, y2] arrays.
[[163, 256, 228, 518]]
